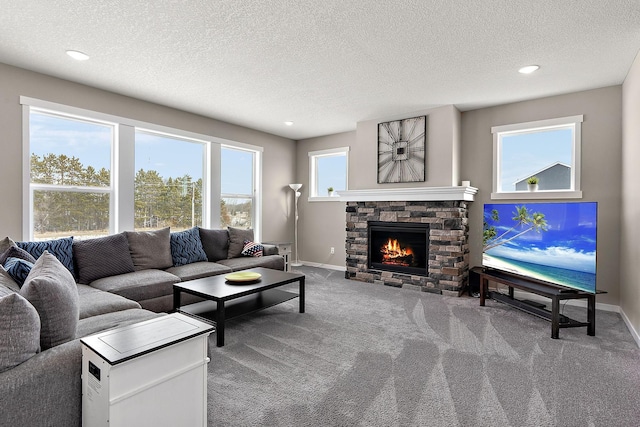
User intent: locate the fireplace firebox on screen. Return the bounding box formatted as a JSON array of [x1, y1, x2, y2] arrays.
[[368, 221, 429, 276]]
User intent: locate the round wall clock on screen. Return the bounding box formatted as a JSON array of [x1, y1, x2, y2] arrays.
[[377, 115, 426, 183]]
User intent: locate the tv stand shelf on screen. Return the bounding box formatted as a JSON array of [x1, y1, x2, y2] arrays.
[[473, 267, 599, 339]]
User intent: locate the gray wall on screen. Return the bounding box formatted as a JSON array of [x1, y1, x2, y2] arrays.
[[0, 62, 296, 243], [462, 86, 622, 306], [297, 87, 623, 307], [295, 131, 355, 267], [621, 53, 640, 336]]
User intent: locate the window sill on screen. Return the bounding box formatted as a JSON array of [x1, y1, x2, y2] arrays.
[[491, 190, 583, 200], [308, 196, 344, 202]]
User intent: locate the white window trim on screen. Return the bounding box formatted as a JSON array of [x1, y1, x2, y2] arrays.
[[491, 115, 583, 200], [308, 146, 350, 202], [21, 96, 263, 240]]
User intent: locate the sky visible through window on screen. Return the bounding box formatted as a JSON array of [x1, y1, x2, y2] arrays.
[[500, 128, 572, 191], [317, 154, 347, 195], [30, 112, 251, 192]]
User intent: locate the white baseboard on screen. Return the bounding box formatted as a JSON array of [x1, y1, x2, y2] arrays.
[[620, 308, 640, 348], [297, 260, 346, 272]]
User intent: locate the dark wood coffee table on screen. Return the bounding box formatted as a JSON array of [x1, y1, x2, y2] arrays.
[[173, 267, 305, 347]]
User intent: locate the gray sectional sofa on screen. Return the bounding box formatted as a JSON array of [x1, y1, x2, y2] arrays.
[[0, 226, 284, 427]]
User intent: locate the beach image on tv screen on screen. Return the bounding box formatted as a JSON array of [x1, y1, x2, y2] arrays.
[[483, 202, 597, 293]]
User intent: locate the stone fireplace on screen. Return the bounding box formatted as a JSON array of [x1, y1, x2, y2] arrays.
[[340, 187, 476, 295]]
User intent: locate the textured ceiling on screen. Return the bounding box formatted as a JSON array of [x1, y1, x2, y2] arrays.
[[1, 0, 639, 140]]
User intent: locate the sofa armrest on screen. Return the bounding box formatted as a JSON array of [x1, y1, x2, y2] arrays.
[[262, 244, 279, 256], [0, 340, 83, 427]]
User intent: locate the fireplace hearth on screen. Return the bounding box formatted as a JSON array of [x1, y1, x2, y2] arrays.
[[368, 222, 429, 276]]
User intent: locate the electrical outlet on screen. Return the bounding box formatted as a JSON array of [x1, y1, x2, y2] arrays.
[[330, 247, 335, 254]]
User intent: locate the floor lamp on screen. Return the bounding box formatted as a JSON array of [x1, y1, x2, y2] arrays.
[[289, 183, 303, 267]]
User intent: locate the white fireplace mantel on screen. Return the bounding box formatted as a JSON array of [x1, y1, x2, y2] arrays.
[[336, 186, 478, 202]]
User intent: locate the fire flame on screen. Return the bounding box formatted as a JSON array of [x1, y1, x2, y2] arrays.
[[381, 238, 413, 265]]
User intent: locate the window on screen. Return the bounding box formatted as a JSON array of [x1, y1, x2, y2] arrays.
[[308, 147, 349, 200], [491, 116, 583, 199], [134, 130, 205, 231], [22, 97, 263, 241], [220, 146, 257, 229], [28, 110, 115, 240]]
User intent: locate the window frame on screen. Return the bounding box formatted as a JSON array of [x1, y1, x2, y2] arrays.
[[491, 115, 583, 200], [308, 146, 349, 202], [21, 97, 262, 241], [220, 144, 261, 233]]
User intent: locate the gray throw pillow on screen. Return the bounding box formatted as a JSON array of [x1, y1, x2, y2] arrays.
[[227, 227, 254, 259], [0, 236, 15, 254], [124, 228, 173, 271], [198, 228, 229, 262], [0, 266, 20, 293], [0, 287, 41, 373], [73, 233, 135, 284], [20, 251, 79, 350], [0, 245, 35, 265]]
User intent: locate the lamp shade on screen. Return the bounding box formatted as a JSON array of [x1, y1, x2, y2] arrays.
[[289, 183, 302, 191]]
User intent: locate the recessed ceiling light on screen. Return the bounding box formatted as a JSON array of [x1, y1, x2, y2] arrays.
[[518, 65, 540, 74], [284, 121, 294, 126], [66, 50, 90, 61]]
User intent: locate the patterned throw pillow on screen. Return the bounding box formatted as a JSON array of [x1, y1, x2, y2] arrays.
[[3, 257, 34, 287], [241, 240, 263, 257], [17, 237, 75, 278], [170, 227, 208, 267]]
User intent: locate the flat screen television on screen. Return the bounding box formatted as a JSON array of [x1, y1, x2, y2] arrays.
[[482, 202, 597, 293]]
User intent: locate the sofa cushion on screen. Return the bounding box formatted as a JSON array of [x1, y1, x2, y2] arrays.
[[0, 286, 41, 373], [0, 265, 20, 293], [241, 240, 263, 257], [20, 251, 79, 350], [3, 257, 34, 286], [73, 233, 135, 284], [227, 227, 254, 259], [0, 245, 36, 265], [198, 228, 229, 262], [89, 269, 180, 303], [216, 254, 285, 271], [170, 227, 208, 267], [166, 261, 232, 281], [77, 284, 141, 319], [17, 237, 75, 278], [0, 236, 16, 253], [125, 228, 173, 271]]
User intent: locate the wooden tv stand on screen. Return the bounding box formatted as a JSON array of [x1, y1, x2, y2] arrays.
[[474, 266, 598, 339]]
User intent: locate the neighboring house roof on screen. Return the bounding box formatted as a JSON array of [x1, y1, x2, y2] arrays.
[[513, 162, 571, 186]]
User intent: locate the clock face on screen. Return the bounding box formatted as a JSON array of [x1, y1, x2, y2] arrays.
[[377, 116, 426, 183]]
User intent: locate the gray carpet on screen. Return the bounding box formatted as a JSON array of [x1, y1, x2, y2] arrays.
[[206, 266, 640, 426]]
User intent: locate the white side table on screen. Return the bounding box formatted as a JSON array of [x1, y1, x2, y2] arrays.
[[264, 241, 292, 272], [80, 313, 214, 427]]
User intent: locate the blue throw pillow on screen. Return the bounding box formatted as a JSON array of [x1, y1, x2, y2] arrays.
[[17, 237, 75, 278], [3, 257, 34, 287], [170, 227, 208, 267]]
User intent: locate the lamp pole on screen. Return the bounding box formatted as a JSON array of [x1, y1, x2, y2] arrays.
[[289, 184, 303, 267]]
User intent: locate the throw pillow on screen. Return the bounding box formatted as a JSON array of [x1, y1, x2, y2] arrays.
[[124, 227, 173, 271], [20, 251, 79, 350], [0, 236, 16, 253], [73, 233, 135, 284], [3, 257, 34, 287], [0, 265, 20, 293], [170, 227, 208, 267], [17, 237, 75, 278], [0, 288, 41, 373], [198, 228, 229, 262], [241, 240, 264, 257], [0, 245, 37, 265], [227, 227, 254, 259]]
